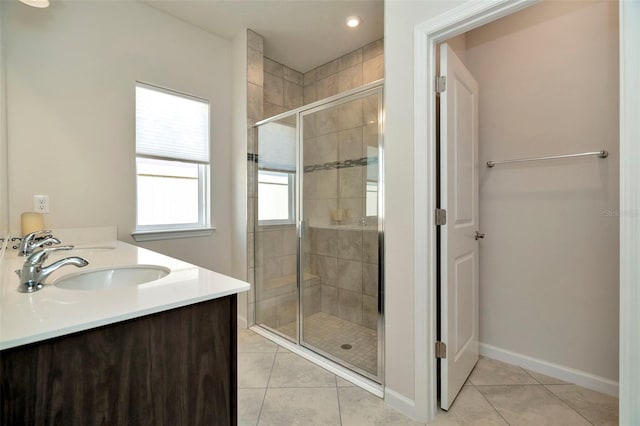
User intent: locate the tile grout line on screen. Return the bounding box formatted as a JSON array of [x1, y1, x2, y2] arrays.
[[501, 364, 597, 426], [475, 382, 596, 426], [255, 346, 279, 425], [264, 385, 338, 389], [539, 384, 596, 426], [470, 360, 613, 425], [335, 375, 344, 426], [520, 366, 543, 384], [472, 384, 512, 426], [474, 383, 559, 387]]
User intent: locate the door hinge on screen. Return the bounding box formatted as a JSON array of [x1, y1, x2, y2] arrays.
[[435, 341, 447, 359], [435, 208, 447, 226], [436, 76, 447, 93]]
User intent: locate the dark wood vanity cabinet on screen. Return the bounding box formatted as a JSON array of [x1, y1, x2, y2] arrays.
[[1, 295, 237, 426]]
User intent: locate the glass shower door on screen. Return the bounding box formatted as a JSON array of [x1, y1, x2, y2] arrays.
[[300, 88, 382, 379], [254, 114, 299, 341]]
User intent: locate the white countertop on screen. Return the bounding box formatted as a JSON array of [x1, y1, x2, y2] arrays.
[[0, 239, 249, 350]]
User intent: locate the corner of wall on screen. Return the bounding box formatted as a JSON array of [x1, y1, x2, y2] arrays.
[[231, 29, 249, 326], [384, 387, 419, 421], [0, 2, 8, 235]]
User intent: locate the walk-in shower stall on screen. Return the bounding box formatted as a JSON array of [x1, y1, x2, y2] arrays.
[[252, 81, 384, 382]]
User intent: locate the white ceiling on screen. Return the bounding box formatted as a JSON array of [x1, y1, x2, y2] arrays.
[[141, 0, 384, 73]]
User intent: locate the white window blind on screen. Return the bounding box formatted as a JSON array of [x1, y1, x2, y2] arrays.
[[135, 82, 210, 163], [258, 122, 296, 172]]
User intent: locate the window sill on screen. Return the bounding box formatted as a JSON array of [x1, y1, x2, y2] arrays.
[[132, 227, 215, 242]]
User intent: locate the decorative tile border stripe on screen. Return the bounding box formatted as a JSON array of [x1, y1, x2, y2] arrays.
[[248, 153, 378, 172], [304, 156, 378, 173]]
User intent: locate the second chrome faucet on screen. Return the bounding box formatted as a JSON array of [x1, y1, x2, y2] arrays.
[[18, 230, 61, 257]]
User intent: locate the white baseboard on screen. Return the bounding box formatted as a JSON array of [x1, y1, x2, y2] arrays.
[[480, 343, 619, 397], [384, 388, 418, 420]]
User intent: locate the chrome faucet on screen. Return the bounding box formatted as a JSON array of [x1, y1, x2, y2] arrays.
[[17, 246, 89, 293], [18, 230, 61, 257]]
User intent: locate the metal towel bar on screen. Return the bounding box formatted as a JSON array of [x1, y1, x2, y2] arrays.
[[487, 150, 608, 168]]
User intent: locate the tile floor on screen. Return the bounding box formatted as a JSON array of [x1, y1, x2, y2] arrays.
[[238, 328, 618, 425], [278, 312, 378, 375]]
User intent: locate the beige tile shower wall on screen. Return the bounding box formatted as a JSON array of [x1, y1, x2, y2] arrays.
[[253, 47, 319, 329], [263, 58, 303, 119], [301, 43, 384, 329], [253, 39, 384, 331], [303, 39, 383, 105], [309, 227, 378, 330], [255, 224, 320, 329], [303, 96, 379, 228], [302, 91, 381, 330]]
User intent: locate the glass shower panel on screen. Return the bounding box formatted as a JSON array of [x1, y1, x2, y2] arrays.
[[254, 115, 299, 341], [300, 92, 381, 378]]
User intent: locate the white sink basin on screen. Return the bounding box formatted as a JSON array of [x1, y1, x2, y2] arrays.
[[54, 265, 170, 290]]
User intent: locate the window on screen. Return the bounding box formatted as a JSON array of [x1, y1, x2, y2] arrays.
[[258, 170, 295, 224], [133, 82, 212, 241], [365, 145, 379, 217], [366, 180, 378, 217], [256, 120, 296, 225]]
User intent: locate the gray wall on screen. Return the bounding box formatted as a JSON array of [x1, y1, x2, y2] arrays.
[[384, 0, 619, 414], [385, 0, 466, 406], [231, 29, 249, 325], [0, 3, 7, 235], [3, 1, 234, 273], [465, 0, 619, 382]]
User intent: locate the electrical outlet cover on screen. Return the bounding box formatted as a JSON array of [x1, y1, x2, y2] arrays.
[[34, 195, 50, 213]]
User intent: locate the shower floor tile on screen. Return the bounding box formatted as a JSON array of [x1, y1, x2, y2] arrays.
[[277, 312, 377, 375]]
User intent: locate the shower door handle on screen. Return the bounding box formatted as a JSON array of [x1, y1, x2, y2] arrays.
[[475, 231, 485, 240], [298, 221, 306, 239]]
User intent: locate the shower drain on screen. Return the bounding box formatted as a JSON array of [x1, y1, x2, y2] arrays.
[[340, 343, 352, 350]]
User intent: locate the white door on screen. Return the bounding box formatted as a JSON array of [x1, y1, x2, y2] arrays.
[[439, 43, 480, 411]]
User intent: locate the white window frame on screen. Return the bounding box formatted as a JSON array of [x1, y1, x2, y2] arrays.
[[366, 179, 378, 217], [257, 169, 296, 226], [132, 82, 214, 242]]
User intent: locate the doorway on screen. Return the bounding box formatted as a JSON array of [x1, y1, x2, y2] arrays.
[[435, 0, 619, 411]]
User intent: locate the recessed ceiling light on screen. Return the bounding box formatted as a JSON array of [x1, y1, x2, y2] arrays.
[[346, 16, 360, 28], [19, 0, 50, 8]]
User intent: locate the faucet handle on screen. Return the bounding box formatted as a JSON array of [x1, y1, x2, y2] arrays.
[[31, 237, 61, 251], [18, 230, 54, 256], [25, 245, 74, 266], [23, 229, 52, 242]]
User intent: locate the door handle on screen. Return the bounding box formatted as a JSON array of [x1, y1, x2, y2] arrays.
[[475, 231, 485, 240]]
